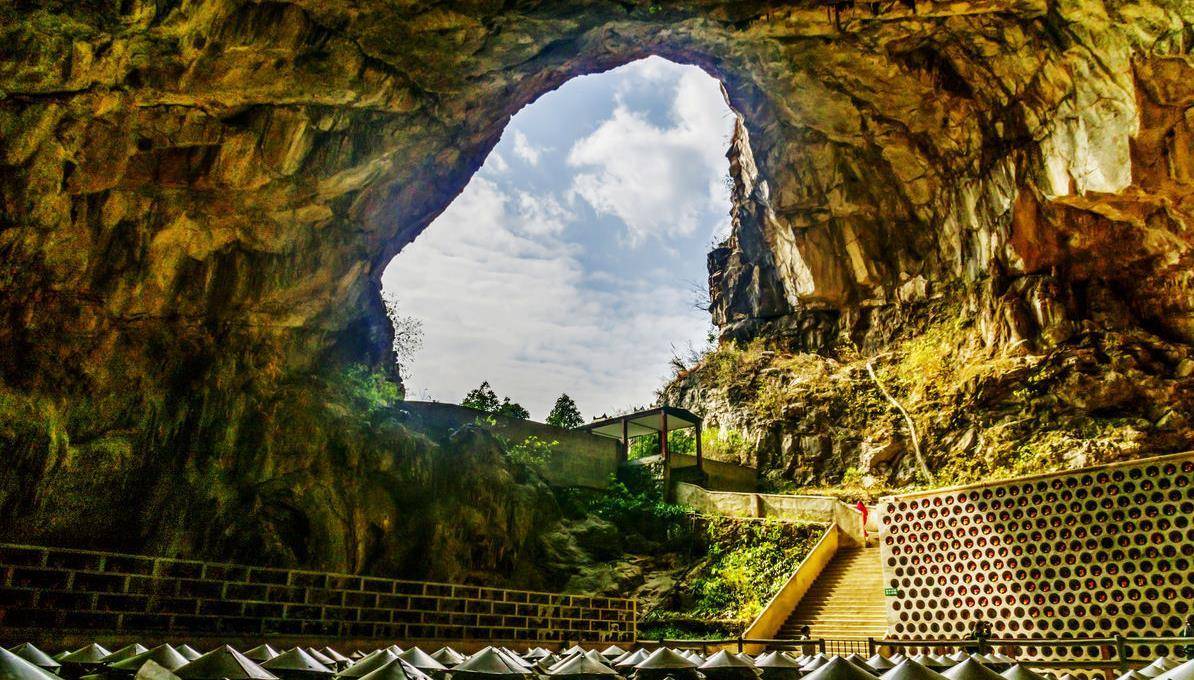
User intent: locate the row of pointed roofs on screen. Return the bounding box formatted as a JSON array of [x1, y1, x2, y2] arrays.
[[5, 642, 1192, 680]]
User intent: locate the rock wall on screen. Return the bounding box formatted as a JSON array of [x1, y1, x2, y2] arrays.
[[0, 0, 1191, 569]]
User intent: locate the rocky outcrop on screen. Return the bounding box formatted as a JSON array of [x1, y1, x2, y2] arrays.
[[0, 1, 1191, 566]]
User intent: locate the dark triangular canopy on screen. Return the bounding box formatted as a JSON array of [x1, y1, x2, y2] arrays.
[[1001, 665, 1048, 680], [547, 654, 620, 677], [843, 656, 876, 675], [112, 645, 191, 672], [175, 645, 278, 680], [9, 644, 60, 670], [942, 659, 1003, 680], [1152, 660, 1194, 680], [429, 650, 465, 668], [700, 652, 755, 670], [600, 648, 627, 661], [450, 648, 533, 678], [176, 647, 202, 662], [396, 649, 446, 672], [105, 646, 151, 665], [0, 648, 63, 680], [261, 648, 334, 675], [801, 657, 877, 680], [337, 651, 400, 679], [867, 658, 896, 672], [307, 650, 336, 667], [614, 651, 649, 670], [636, 649, 697, 670], [1141, 660, 1184, 679], [62, 644, 114, 665], [880, 660, 950, 680], [356, 659, 429, 680], [323, 650, 351, 665], [753, 653, 802, 670], [244, 646, 281, 663]]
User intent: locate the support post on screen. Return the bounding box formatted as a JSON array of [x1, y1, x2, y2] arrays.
[[695, 421, 703, 472], [621, 417, 629, 464], [660, 409, 669, 463]]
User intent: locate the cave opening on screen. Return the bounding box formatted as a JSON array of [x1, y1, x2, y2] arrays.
[[380, 56, 738, 420]]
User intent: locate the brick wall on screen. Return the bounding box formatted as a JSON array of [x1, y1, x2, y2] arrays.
[[0, 544, 636, 644]]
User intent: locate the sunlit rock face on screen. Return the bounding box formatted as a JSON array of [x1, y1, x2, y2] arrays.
[[0, 0, 1190, 567]]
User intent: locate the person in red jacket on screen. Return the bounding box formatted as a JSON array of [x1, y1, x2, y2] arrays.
[[856, 501, 869, 543]]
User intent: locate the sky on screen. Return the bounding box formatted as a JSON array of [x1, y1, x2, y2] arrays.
[[381, 57, 736, 421]]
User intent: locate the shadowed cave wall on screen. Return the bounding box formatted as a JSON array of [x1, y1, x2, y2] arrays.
[[0, 0, 1191, 576]]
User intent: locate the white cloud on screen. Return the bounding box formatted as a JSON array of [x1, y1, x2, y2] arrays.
[[484, 150, 510, 174], [382, 174, 709, 418], [566, 63, 733, 245], [511, 130, 541, 166]]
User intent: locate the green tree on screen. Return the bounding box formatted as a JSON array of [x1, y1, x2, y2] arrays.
[[546, 394, 583, 428], [381, 291, 423, 379], [495, 397, 529, 420], [462, 381, 500, 412], [462, 381, 529, 420]]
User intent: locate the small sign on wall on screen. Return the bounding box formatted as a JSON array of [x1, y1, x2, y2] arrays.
[[884, 587, 899, 596]]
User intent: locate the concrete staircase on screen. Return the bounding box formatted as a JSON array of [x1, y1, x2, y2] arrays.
[[777, 545, 888, 640]]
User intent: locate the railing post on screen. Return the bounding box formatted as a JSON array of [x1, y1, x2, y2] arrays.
[[868, 638, 875, 657], [1114, 634, 1128, 676], [737, 637, 743, 654], [818, 639, 826, 653]]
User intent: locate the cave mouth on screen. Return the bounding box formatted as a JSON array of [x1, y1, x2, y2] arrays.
[[380, 56, 737, 420]]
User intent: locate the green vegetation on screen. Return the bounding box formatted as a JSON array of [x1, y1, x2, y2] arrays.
[[627, 425, 752, 462], [642, 516, 822, 637], [382, 292, 424, 380], [462, 381, 530, 420], [676, 302, 1170, 498], [546, 394, 583, 429]]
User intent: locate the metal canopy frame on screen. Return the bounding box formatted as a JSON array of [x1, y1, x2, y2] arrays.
[[576, 406, 703, 471]]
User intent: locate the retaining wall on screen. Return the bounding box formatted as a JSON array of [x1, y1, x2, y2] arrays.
[[674, 483, 863, 544], [879, 451, 1194, 663], [0, 543, 636, 646], [400, 401, 621, 489]]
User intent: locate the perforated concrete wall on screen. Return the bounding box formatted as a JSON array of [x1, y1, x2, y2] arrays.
[[879, 453, 1194, 662]]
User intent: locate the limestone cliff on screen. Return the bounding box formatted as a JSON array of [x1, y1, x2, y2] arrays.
[[0, 0, 1191, 570]]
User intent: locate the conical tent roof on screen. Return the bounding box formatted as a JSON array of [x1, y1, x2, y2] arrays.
[[10, 644, 60, 669], [888, 657, 907, 666], [754, 653, 802, 670], [524, 650, 551, 661], [801, 657, 830, 673], [307, 650, 337, 666], [52, 652, 72, 663], [1151, 659, 1194, 680], [1141, 660, 1183, 679], [63, 644, 114, 665], [600, 648, 627, 661], [0, 647, 63, 680], [880, 660, 950, 680], [323, 650, 350, 665], [112, 645, 190, 672], [547, 654, 620, 677], [942, 658, 1004, 680], [583, 652, 611, 667], [909, 656, 949, 671], [635, 649, 698, 670], [134, 659, 185, 680], [176, 646, 278, 680], [1000, 665, 1047, 680], [700, 652, 756, 670], [802, 657, 879, 680], [495, 649, 532, 670], [450, 648, 532, 678], [176, 647, 202, 662], [388, 649, 405, 657], [429, 649, 464, 668], [396, 649, 446, 672], [105, 645, 151, 665], [843, 656, 876, 675], [867, 657, 896, 672], [337, 651, 400, 679], [262, 648, 334, 675], [244, 647, 281, 663], [615, 650, 650, 670], [357, 659, 429, 680]]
